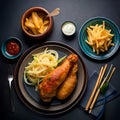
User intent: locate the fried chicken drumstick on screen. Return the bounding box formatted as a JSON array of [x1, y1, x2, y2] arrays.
[[38, 54, 78, 102], [56, 63, 78, 100]]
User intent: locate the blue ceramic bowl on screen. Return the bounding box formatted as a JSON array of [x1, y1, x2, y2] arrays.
[[78, 17, 120, 60], [1, 37, 23, 59]]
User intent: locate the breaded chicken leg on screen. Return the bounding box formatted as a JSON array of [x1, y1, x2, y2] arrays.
[[56, 63, 78, 100], [38, 54, 78, 102]]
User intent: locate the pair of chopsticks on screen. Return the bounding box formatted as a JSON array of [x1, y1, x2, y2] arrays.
[[85, 64, 116, 113]]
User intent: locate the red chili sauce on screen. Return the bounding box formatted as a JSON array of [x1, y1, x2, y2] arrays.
[[6, 41, 20, 55]]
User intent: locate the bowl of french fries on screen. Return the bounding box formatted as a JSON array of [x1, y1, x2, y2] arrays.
[[78, 17, 120, 60], [21, 7, 53, 39]]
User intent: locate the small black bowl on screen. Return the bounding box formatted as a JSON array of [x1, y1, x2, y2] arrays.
[[1, 37, 23, 59]]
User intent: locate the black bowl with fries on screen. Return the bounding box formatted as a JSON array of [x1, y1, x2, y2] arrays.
[[78, 17, 120, 60], [21, 7, 53, 39]]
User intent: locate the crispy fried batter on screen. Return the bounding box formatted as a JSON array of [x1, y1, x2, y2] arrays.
[[38, 54, 78, 102], [56, 63, 78, 100]]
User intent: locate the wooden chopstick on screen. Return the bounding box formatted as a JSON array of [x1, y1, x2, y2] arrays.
[[85, 64, 107, 111], [89, 87, 100, 113], [89, 66, 116, 113], [85, 66, 103, 111], [107, 67, 116, 82], [98, 64, 108, 87]]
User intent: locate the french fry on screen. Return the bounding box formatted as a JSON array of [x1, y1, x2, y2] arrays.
[[32, 12, 41, 29], [25, 18, 38, 35], [38, 25, 45, 34], [24, 11, 49, 35], [44, 19, 49, 25], [85, 21, 114, 54]]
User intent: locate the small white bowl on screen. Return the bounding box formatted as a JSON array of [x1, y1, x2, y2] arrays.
[[61, 21, 76, 36]]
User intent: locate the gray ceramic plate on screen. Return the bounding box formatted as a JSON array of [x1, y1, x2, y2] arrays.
[[14, 41, 87, 115]]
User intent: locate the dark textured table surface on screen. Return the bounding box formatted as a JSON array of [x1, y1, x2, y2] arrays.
[[0, 0, 120, 120]]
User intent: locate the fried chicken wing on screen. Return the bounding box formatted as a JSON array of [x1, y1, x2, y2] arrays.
[[38, 54, 78, 102], [56, 63, 78, 100]]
